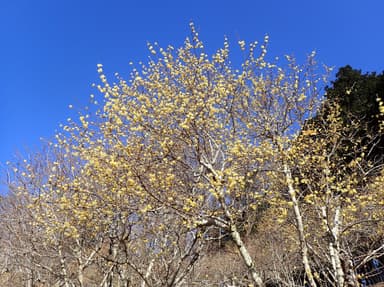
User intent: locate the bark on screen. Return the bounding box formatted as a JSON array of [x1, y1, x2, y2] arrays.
[[331, 206, 345, 287], [25, 269, 33, 287], [230, 224, 265, 287], [322, 205, 345, 287], [284, 164, 317, 287], [78, 269, 84, 287], [74, 241, 99, 287], [118, 270, 130, 287], [100, 238, 118, 287], [74, 248, 84, 287], [343, 257, 359, 287], [140, 259, 154, 287], [329, 242, 345, 286], [108, 240, 118, 287], [199, 159, 265, 286], [58, 245, 71, 287], [196, 217, 264, 286]]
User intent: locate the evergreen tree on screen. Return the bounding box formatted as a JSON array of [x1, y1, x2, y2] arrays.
[[323, 65, 384, 167]]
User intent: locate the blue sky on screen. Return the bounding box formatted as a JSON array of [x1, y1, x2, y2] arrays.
[[0, 0, 383, 176]]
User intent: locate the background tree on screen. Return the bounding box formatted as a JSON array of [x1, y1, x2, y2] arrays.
[[323, 65, 384, 168]]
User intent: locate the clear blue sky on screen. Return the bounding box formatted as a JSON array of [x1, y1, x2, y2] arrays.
[[1, 0, 383, 172]]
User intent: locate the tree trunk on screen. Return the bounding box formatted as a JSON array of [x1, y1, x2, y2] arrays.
[[343, 256, 359, 287], [58, 245, 71, 287], [25, 269, 33, 287], [284, 164, 317, 287], [78, 265, 84, 287], [331, 206, 345, 287], [230, 224, 265, 287], [329, 242, 344, 287], [140, 259, 154, 287]]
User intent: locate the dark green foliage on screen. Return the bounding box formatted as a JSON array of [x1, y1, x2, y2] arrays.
[[325, 65, 384, 121], [323, 65, 384, 167]]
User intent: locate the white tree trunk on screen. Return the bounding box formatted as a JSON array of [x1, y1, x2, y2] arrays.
[[321, 205, 345, 287], [230, 224, 265, 287], [196, 216, 264, 286], [284, 164, 317, 287], [78, 265, 84, 287], [58, 245, 71, 287], [25, 269, 33, 287], [140, 259, 154, 287], [331, 206, 344, 287]]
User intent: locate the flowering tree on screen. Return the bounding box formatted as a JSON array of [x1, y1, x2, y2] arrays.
[[49, 23, 323, 286], [3, 24, 384, 287]]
